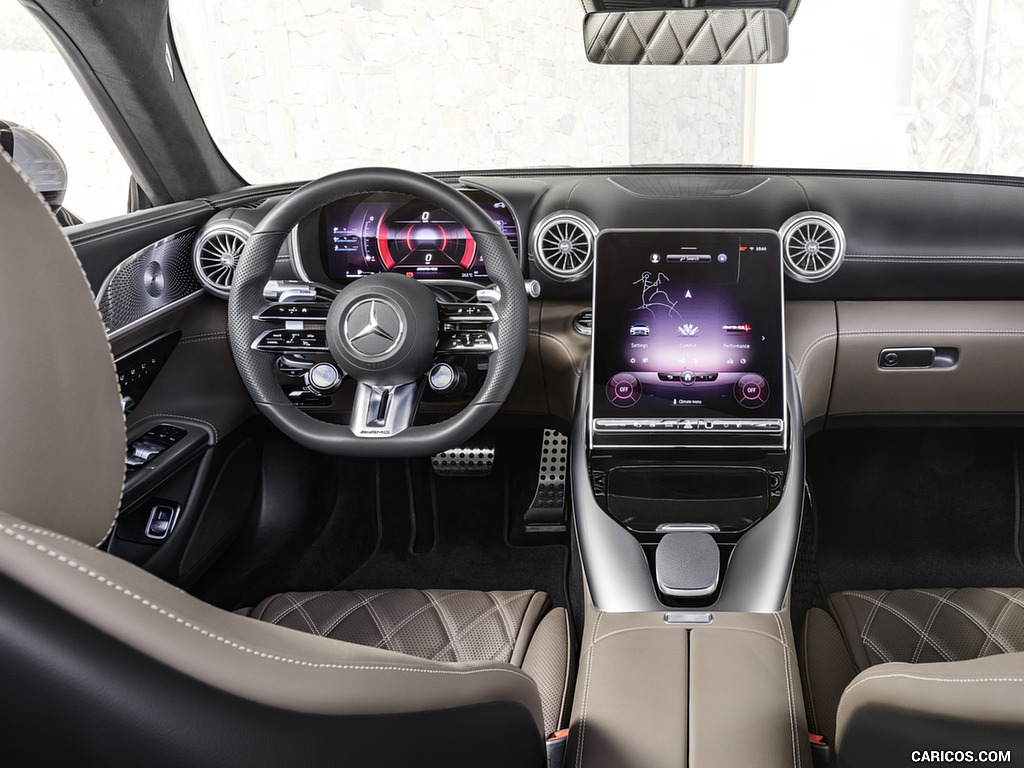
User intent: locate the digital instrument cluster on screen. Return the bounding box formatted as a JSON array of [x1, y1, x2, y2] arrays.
[[320, 190, 518, 282]]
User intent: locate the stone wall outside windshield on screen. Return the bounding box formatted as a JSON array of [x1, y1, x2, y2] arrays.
[[172, 0, 747, 181]]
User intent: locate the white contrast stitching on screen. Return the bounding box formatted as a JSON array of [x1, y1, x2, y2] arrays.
[[575, 611, 603, 768], [272, 592, 328, 635], [557, 608, 572, 731], [774, 613, 800, 768], [912, 590, 1014, 654], [794, 332, 837, 378], [847, 592, 956, 663], [846, 254, 1024, 263], [318, 589, 396, 637], [838, 330, 1024, 337], [837, 671, 1024, 732], [980, 593, 1016, 658], [913, 588, 954, 663], [0, 523, 535, 683], [529, 329, 582, 378]]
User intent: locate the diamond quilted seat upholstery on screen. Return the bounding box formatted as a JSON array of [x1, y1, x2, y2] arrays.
[[800, 587, 1024, 746], [241, 588, 574, 735]]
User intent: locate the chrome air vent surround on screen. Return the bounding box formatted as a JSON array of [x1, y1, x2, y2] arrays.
[[779, 212, 846, 283], [532, 211, 598, 281], [192, 220, 251, 298]]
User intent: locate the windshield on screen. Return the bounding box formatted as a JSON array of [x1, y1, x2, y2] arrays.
[[169, 0, 1021, 182]]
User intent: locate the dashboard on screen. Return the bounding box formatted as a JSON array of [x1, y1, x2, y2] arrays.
[[171, 166, 1024, 431]]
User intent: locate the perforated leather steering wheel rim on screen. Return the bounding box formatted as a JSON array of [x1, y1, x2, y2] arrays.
[[227, 167, 528, 457]]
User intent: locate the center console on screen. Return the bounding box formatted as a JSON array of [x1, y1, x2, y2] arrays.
[[566, 229, 810, 767], [579, 229, 800, 610]]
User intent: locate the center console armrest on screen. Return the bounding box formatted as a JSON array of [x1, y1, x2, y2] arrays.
[[566, 609, 811, 768]]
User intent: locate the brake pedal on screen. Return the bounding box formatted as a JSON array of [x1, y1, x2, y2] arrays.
[[431, 443, 495, 477], [525, 429, 568, 530]]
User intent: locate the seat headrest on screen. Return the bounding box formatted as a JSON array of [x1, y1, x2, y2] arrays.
[[0, 151, 125, 545]]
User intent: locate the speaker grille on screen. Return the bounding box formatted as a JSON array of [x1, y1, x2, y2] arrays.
[[97, 229, 200, 334]]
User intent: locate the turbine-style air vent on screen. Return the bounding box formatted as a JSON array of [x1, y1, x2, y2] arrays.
[[780, 212, 846, 283], [192, 220, 251, 298], [532, 211, 598, 281]]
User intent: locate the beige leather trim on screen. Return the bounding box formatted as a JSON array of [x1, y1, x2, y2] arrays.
[[510, 591, 552, 667], [830, 301, 1024, 414], [836, 653, 1024, 749], [568, 610, 688, 768], [0, 511, 545, 730], [784, 301, 837, 424], [521, 606, 575, 735], [0, 152, 125, 545], [690, 611, 811, 768]]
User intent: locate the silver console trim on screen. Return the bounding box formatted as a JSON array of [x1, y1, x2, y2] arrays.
[[664, 612, 714, 625], [572, 358, 805, 613], [655, 523, 721, 533]]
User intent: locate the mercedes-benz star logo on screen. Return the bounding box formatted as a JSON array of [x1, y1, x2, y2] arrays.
[[343, 299, 404, 358]]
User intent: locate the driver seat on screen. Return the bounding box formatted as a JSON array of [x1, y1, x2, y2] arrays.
[[0, 151, 571, 766]]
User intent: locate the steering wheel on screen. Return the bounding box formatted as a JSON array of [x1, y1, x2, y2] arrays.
[[227, 167, 528, 456]]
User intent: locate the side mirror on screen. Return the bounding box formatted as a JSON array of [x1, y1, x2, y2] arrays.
[[583, 8, 789, 66], [0, 120, 69, 213]]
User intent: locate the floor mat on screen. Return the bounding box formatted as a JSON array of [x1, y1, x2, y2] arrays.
[[336, 435, 570, 609], [806, 428, 1024, 597]]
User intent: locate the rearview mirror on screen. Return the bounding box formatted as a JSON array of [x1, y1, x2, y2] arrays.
[[583, 9, 789, 66]]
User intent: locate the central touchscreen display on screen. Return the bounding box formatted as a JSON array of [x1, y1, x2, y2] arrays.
[[591, 229, 785, 447]]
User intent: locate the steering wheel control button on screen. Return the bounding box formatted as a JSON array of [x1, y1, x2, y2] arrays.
[[607, 373, 641, 407], [735, 374, 770, 408], [253, 329, 328, 352], [306, 362, 342, 395], [438, 302, 496, 325], [436, 330, 495, 353], [255, 302, 331, 322]]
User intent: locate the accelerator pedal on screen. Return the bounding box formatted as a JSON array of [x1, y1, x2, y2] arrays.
[[524, 429, 568, 531], [431, 443, 495, 477]]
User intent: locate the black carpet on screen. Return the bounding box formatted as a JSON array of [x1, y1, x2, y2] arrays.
[[336, 433, 570, 610], [196, 428, 569, 612], [805, 428, 1024, 598]]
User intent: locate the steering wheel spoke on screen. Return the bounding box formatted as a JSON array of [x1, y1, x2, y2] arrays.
[[350, 380, 423, 438]]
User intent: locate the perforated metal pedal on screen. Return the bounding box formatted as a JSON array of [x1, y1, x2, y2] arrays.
[[431, 443, 495, 477], [525, 429, 568, 526]]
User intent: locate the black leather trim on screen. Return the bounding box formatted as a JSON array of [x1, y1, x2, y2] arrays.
[[0, 574, 544, 768], [838, 705, 1024, 768], [67, 202, 214, 293]]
